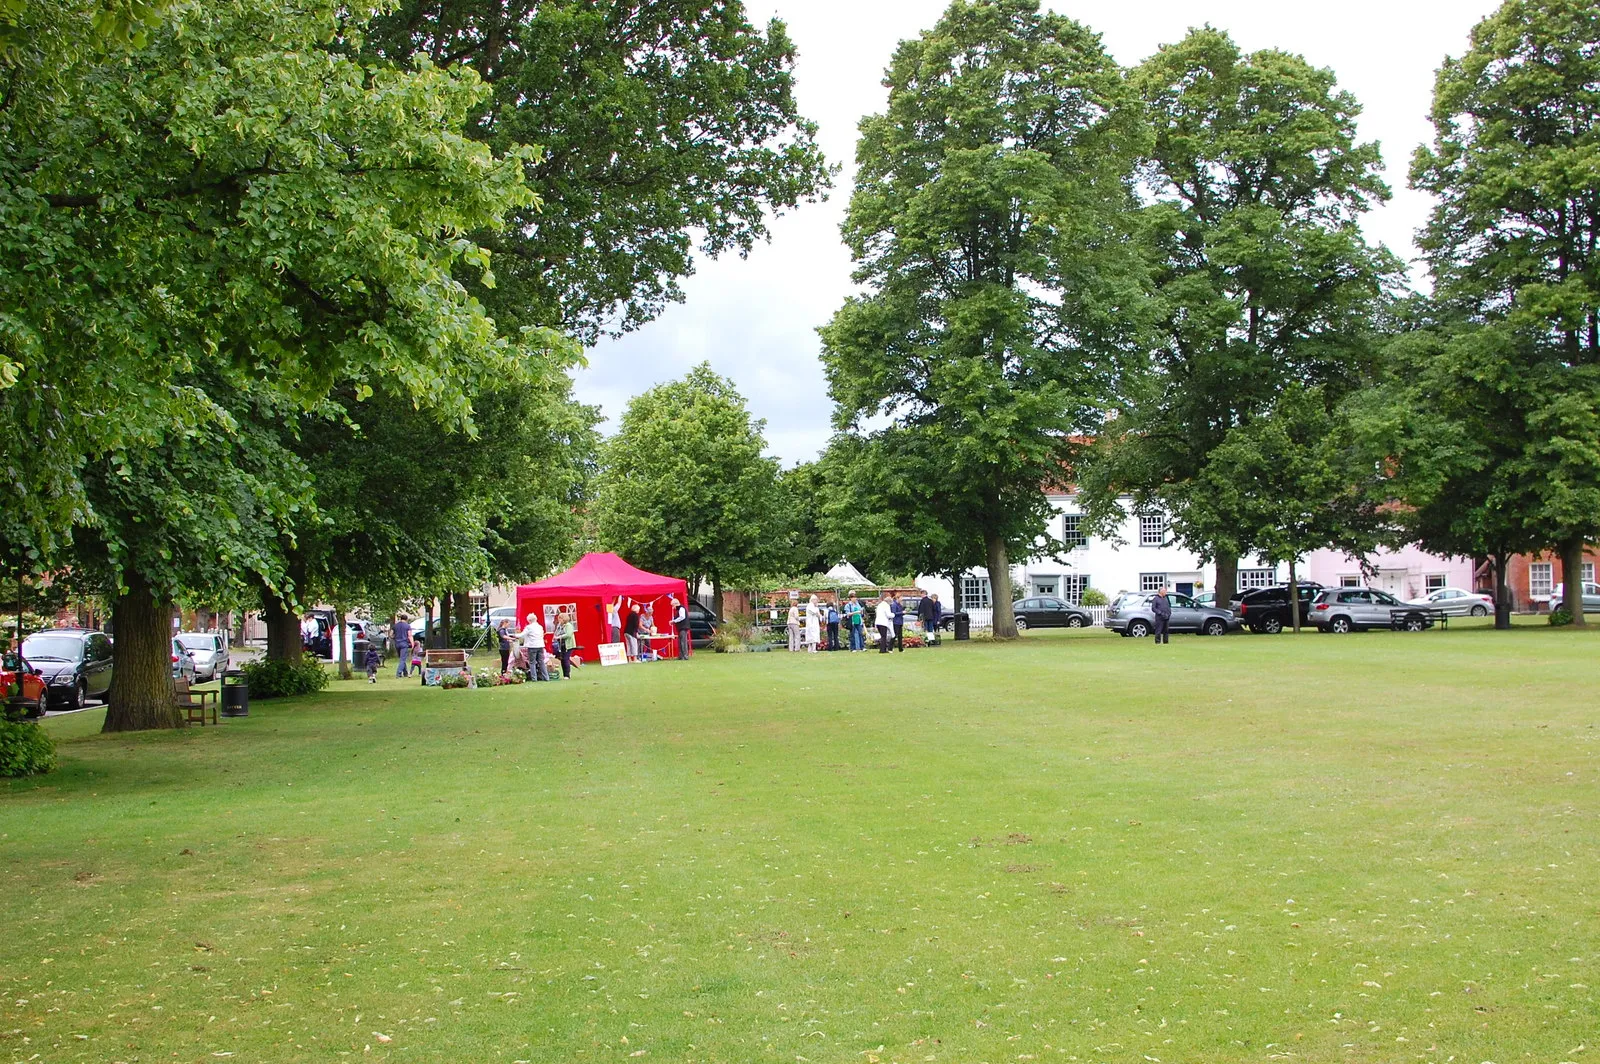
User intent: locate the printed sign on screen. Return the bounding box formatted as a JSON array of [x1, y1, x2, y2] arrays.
[[598, 642, 628, 667]]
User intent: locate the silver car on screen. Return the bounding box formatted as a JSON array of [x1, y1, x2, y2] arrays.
[[1103, 592, 1243, 637], [1548, 582, 1600, 614], [176, 632, 229, 681], [1404, 586, 1493, 617], [1310, 588, 1434, 632]]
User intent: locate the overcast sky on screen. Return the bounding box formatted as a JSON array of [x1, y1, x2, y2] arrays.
[[572, 0, 1503, 467]]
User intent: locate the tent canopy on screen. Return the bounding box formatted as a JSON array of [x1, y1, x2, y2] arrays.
[[823, 559, 874, 586], [519, 552, 686, 599]]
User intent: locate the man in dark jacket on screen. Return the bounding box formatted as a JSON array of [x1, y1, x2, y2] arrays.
[[916, 593, 937, 646], [1151, 586, 1172, 645], [890, 591, 906, 652]]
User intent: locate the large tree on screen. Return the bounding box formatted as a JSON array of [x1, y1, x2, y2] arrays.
[[1077, 27, 1399, 607], [0, 0, 540, 727], [593, 363, 786, 612], [364, 0, 832, 342], [1411, 0, 1600, 624], [819, 0, 1150, 639]]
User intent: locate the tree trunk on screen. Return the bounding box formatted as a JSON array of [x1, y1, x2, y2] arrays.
[[711, 578, 724, 622], [438, 592, 454, 646], [1561, 535, 1587, 627], [102, 572, 181, 732], [453, 589, 473, 627], [1214, 552, 1239, 610], [424, 601, 437, 648], [335, 607, 352, 680], [1288, 558, 1301, 633], [986, 533, 1018, 639], [262, 591, 303, 664], [1492, 550, 1513, 630]]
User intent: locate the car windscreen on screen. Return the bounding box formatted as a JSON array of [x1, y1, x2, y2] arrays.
[[176, 635, 215, 651], [22, 635, 83, 661]]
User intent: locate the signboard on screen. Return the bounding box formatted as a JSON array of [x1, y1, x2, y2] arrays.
[[598, 642, 628, 667]]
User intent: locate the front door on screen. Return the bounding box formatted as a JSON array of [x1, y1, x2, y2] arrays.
[[1032, 577, 1058, 598], [1176, 581, 1195, 597]]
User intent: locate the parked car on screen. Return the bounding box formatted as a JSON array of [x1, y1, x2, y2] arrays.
[[686, 601, 719, 647], [1235, 583, 1325, 633], [1, 650, 50, 718], [171, 637, 198, 683], [21, 628, 114, 710], [1403, 586, 1494, 617], [1104, 592, 1242, 637], [1546, 582, 1600, 613], [1013, 595, 1095, 630], [1309, 588, 1436, 632], [486, 606, 518, 630], [176, 632, 230, 681]]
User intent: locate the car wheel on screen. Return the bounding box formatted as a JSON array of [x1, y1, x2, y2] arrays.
[[1403, 613, 1427, 632], [1329, 616, 1352, 634], [1067, 615, 1085, 628], [1203, 618, 1226, 636], [1127, 620, 1151, 638], [1261, 617, 1284, 635], [70, 677, 87, 711], [1470, 605, 1488, 617], [26, 691, 47, 718], [1014, 617, 1029, 632]]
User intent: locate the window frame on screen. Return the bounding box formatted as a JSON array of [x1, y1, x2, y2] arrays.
[[1237, 568, 1274, 590], [1061, 514, 1087, 549], [1530, 562, 1554, 598], [1139, 572, 1167, 593], [1138, 515, 1167, 548], [1062, 574, 1091, 604], [1424, 573, 1448, 592], [960, 576, 992, 611]]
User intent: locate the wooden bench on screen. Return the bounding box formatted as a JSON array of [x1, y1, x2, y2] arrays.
[[421, 649, 471, 687], [175, 679, 218, 725]]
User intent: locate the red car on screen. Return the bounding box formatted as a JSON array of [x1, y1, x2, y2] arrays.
[[2, 651, 50, 718]]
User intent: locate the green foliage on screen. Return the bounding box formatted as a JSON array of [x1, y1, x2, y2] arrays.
[[1406, 0, 1600, 556], [1079, 26, 1399, 569], [1080, 587, 1109, 607], [365, 0, 832, 344], [448, 621, 485, 649], [1548, 606, 1574, 627], [594, 363, 788, 591], [240, 657, 330, 700], [820, 0, 1150, 635], [0, 718, 55, 777]]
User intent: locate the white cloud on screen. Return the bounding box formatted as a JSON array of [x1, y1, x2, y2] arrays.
[[573, 0, 1501, 466]]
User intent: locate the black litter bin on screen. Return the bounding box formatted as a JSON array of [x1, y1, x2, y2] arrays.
[[953, 612, 971, 641], [221, 668, 249, 717]]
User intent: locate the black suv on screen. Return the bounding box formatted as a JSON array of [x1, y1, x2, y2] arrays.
[[686, 602, 719, 647], [20, 628, 115, 709], [1235, 583, 1325, 634]]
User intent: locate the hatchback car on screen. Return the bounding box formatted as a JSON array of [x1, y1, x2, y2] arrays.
[[21, 628, 114, 709], [1103, 592, 1242, 637], [2, 650, 50, 718], [171, 638, 198, 683], [1548, 582, 1600, 614], [1403, 586, 1494, 617], [1310, 588, 1435, 632], [1013, 595, 1095, 630], [176, 632, 229, 681]]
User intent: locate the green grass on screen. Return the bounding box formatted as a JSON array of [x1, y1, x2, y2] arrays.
[[3, 624, 1598, 1064]]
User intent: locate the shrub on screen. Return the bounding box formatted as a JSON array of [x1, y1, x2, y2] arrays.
[[0, 719, 56, 778], [1080, 588, 1109, 607], [449, 621, 486, 648], [241, 657, 330, 699], [1548, 607, 1573, 627]]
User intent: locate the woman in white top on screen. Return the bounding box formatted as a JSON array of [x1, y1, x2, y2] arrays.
[[786, 602, 801, 652], [804, 595, 822, 653], [874, 596, 894, 654]]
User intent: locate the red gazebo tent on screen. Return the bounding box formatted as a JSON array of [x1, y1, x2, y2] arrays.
[[514, 553, 691, 661]]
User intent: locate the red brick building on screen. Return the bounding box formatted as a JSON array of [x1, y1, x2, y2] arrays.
[[1476, 548, 1600, 611]]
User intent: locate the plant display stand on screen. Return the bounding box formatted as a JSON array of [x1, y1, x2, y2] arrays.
[[422, 649, 474, 688]]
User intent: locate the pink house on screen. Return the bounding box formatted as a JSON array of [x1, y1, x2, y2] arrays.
[[1300, 545, 1476, 601]]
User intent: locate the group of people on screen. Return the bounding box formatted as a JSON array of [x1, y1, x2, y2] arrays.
[[785, 590, 943, 654], [493, 607, 580, 681], [602, 594, 691, 662]]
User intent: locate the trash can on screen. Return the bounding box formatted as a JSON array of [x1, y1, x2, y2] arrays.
[[954, 612, 971, 641], [221, 668, 249, 717]]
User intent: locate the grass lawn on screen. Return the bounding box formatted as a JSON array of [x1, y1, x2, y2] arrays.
[[3, 623, 1598, 1064]]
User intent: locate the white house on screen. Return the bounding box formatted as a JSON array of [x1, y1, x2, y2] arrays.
[[916, 491, 1288, 611]]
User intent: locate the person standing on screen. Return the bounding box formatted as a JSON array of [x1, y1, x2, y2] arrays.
[[826, 601, 840, 651], [496, 619, 514, 674], [670, 595, 690, 660], [874, 594, 893, 654], [392, 613, 413, 678], [804, 595, 822, 654], [845, 592, 865, 652], [364, 643, 380, 683], [623, 603, 642, 661], [606, 597, 623, 646], [553, 608, 576, 678], [916, 593, 936, 647], [929, 593, 944, 645], [520, 611, 549, 680], [786, 601, 801, 652], [1151, 586, 1172, 645], [890, 591, 906, 652]]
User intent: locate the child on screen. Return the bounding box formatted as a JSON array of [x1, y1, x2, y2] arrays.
[[364, 644, 380, 683]]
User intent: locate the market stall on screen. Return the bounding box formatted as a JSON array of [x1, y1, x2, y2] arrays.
[[514, 553, 691, 664]]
